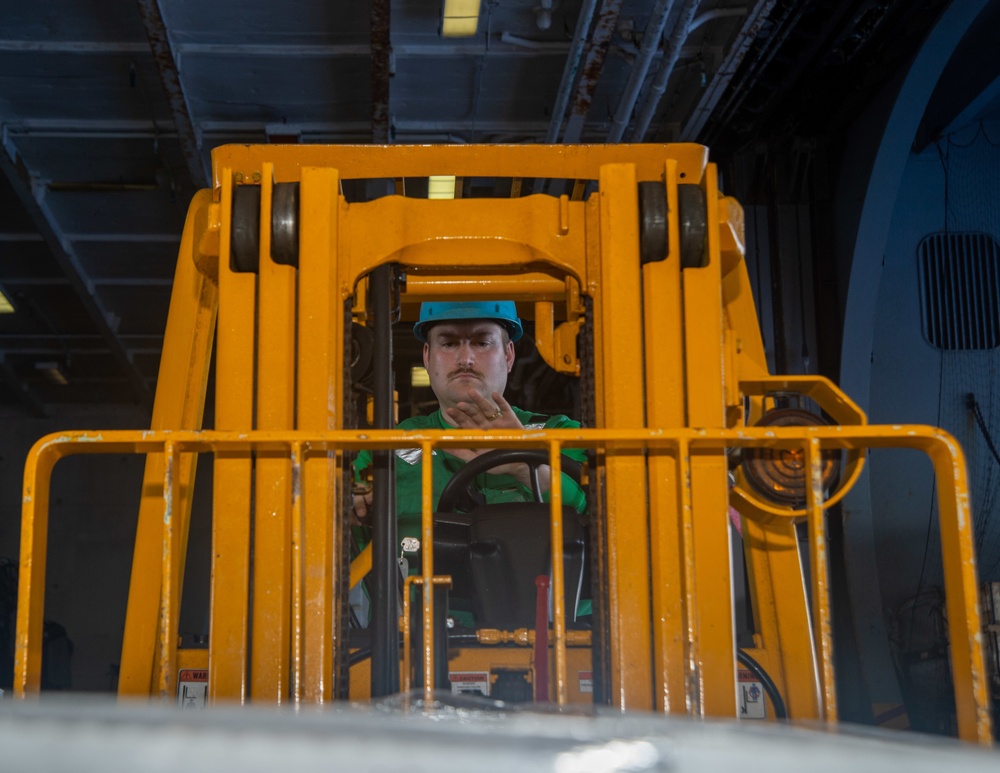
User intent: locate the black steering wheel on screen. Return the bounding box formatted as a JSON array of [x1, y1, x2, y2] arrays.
[[436, 449, 584, 513]]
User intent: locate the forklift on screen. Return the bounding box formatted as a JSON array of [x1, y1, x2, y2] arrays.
[[12, 144, 993, 744]]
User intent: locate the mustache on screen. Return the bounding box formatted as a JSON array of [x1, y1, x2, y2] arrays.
[[448, 367, 483, 380]]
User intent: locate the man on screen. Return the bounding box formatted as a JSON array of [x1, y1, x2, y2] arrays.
[[352, 300, 587, 542]]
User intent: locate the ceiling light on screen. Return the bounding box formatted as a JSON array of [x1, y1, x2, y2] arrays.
[[427, 175, 456, 199], [410, 366, 431, 387], [442, 0, 480, 37], [0, 287, 14, 314], [36, 362, 69, 386]]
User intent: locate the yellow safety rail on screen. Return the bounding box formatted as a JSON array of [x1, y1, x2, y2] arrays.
[[14, 425, 993, 744]]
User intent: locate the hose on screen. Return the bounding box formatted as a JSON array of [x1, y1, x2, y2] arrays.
[[737, 648, 788, 720]]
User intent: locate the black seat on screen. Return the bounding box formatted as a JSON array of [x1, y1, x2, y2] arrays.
[[433, 503, 588, 630]]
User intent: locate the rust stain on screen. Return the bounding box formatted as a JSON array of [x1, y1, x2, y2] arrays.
[[570, 0, 624, 118]]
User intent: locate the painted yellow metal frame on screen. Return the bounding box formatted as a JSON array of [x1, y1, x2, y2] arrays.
[[14, 426, 992, 742]]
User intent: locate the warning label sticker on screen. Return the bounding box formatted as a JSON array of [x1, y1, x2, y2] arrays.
[[578, 671, 593, 693], [738, 668, 765, 719], [177, 669, 208, 708], [449, 671, 490, 697]]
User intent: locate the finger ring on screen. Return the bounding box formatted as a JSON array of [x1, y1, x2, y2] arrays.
[[486, 409, 501, 421]]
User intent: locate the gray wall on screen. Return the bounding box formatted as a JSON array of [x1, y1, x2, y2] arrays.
[[869, 128, 1000, 610]]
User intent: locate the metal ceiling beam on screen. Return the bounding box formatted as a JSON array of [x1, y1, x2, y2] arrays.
[[0, 40, 151, 53], [178, 41, 567, 57], [9, 278, 173, 287], [136, 0, 209, 189], [5, 119, 178, 136], [0, 135, 153, 410], [64, 232, 180, 243], [0, 38, 572, 58], [371, 0, 392, 143]]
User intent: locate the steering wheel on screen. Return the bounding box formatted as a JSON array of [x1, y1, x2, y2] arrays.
[[436, 449, 584, 513]]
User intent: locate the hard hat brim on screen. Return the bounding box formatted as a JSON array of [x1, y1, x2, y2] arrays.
[[413, 301, 523, 343]]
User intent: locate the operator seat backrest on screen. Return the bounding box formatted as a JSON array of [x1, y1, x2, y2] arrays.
[[465, 503, 587, 630]]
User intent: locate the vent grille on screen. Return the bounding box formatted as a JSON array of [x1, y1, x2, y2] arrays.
[[917, 232, 1000, 350]]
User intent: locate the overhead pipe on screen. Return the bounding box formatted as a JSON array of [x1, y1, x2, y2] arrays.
[[630, 0, 702, 142], [528, 0, 600, 194], [560, 0, 625, 145], [543, 0, 601, 143], [679, 0, 781, 141], [689, 7, 748, 30], [605, 0, 676, 143], [499, 31, 571, 51]]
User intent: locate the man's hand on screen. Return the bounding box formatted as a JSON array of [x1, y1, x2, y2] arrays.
[[444, 389, 522, 432], [351, 483, 373, 526], [444, 390, 549, 491]]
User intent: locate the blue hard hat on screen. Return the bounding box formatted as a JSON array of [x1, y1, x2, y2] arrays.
[[413, 301, 523, 343]]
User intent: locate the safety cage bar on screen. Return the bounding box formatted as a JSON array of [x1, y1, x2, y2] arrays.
[[13, 424, 992, 744]]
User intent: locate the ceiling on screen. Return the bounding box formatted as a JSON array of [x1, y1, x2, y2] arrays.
[[0, 0, 967, 416]]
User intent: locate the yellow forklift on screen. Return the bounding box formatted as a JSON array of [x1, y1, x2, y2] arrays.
[[11, 144, 993, 744]]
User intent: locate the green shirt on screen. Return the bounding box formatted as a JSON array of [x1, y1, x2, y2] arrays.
[[353, 407, 587, 545]]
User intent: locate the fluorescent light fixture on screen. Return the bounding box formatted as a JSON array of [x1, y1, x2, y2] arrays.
[[0, 287, 13, 314], [442, 0, 480, 37], [36, 361, 69, 386], [410, 366, 431, 387], [427, 175, 456, 199]]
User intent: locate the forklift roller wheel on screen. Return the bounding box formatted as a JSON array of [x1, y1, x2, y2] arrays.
[[678, 184, 708, 268], [638, 182, 668, 265], [230, 185, 261, 273], [271, 182, 300, 267]]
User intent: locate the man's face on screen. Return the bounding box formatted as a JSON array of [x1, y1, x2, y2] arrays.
[[423, 320, 515, 412]]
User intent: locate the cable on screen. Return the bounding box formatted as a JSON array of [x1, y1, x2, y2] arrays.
[[737, 648, 788, 720], [967, 392, 1000, 469], [966, 392, 999, 565], [348, 647, 372, 667]]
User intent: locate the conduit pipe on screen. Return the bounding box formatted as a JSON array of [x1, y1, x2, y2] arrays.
[[560, 0, 625, 145], [499, 32, 571, 51], [606, 0, 676, 143], [631, 0, 701, 141], [544, 0, 600, 143], [536, 0, 614, 193], [679, 0, 780, 141]]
